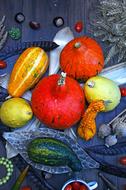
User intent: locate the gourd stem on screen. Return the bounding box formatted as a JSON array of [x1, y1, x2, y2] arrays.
[[58, 72, 66, 86], [74, 42, 81, 48], [87, 81, 95, 88], [5, 95, 12, 100]]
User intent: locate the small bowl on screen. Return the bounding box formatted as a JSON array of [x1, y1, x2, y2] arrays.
[[61, 179, 98, 190]]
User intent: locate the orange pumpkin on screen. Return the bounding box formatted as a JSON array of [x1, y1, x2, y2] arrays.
[[32, 72, 85, 129], [60, 36, 104, 80]]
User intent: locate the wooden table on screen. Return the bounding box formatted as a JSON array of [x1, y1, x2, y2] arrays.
[[0, 0, 126, 189]]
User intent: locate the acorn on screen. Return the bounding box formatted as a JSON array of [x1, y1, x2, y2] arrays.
[[29, 21, 40, 30], [53, 17, 64, 27], [15, 12, 25, 23]]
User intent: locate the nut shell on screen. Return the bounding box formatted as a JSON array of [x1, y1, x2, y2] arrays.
[[29, 21, 40, 30]]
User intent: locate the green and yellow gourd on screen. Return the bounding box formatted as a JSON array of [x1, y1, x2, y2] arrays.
[[8, 47, 48, 97], [27, 137, 82, 172]]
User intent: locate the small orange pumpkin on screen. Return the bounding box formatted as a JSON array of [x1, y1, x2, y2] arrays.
[[60, 36, 104, 80]]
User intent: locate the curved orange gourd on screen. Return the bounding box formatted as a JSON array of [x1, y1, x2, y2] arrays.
[[8, 47, 48, 97], [78, 100, 106, 141], [60, 36, 104, 80]]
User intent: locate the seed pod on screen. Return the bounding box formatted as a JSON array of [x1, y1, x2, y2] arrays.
[[105, 135, 117, 147], [114, 123, 126, 137]]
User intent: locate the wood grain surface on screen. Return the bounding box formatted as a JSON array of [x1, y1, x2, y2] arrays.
[[0, 0, 126, 189]]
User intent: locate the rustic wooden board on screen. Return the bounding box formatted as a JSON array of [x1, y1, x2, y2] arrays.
[[0, 0, 126, 189]]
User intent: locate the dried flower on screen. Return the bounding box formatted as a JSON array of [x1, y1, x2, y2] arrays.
[[90, 0, 126, 64]]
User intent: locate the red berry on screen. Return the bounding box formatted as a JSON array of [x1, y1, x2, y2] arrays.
[[72, 181, 81, 190], [120, 87, 126, 96], [74, 21, 83, 33], [119, 156, 126, 165], [0, 60, 7, 69], [21, 187, 32, 190], [64, 184, 72, 190], [79, 185, 88, 190]]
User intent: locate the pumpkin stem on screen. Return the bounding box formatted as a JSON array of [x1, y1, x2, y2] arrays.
[[74, 42, 81, 48], [58, 72, 66, 86]]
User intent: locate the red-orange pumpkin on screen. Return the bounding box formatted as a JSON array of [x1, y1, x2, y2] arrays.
[[31, 72, 85, 129], [60, 36, 104, 80]]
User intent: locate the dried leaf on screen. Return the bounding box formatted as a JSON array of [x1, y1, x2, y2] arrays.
[[0, 16, 5, 26], [118, 50, 126, 62], [104, 45, 117, 65], [0, 26, 5, 39], [88, 152, 126, 178], [90, 0, 126, 64], [87, 141, 126, 156], [0, 41, 59, 60], [0, 31, 8, 50], [94, 30, 106, 37], [13, 155, 54, 190]]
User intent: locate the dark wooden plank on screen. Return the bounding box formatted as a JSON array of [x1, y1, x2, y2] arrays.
[[22, 0, 69, 41]]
